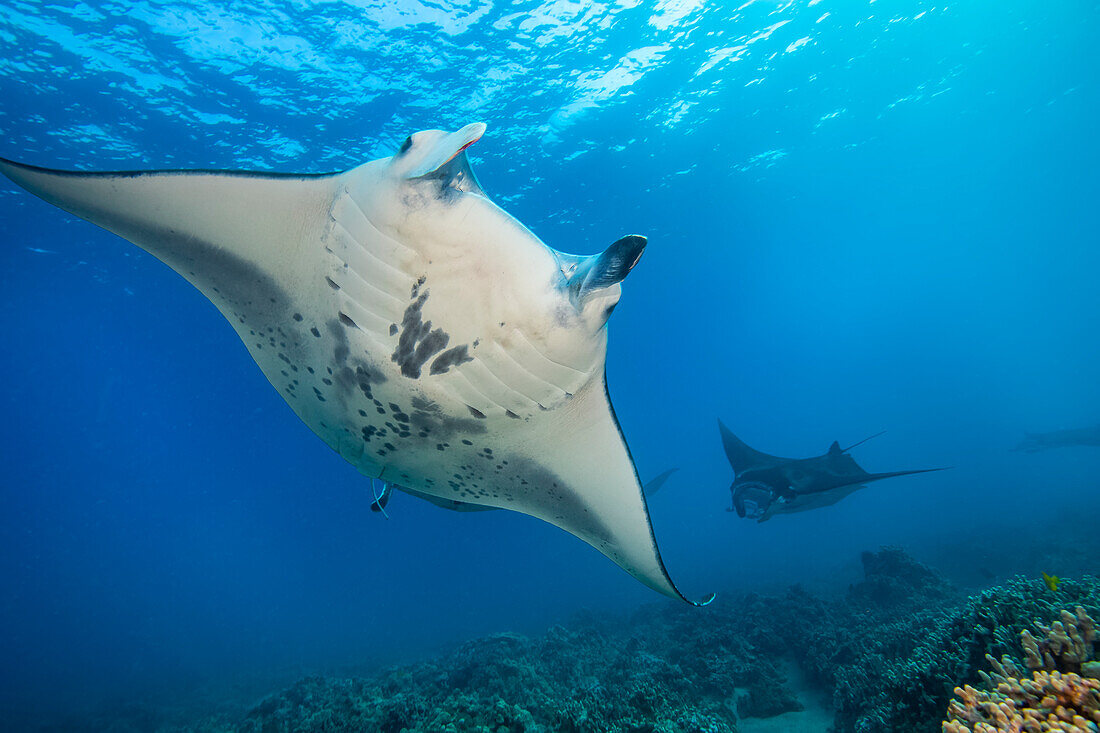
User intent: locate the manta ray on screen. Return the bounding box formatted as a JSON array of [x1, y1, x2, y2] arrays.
[[0, 123, 712, 605], [718, 420, 944, 522], [372, 468, 680, 514], [1012, 424, 1100, 453]]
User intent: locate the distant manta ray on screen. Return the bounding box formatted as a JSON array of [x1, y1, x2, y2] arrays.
[[1012, 424, 1100, 453], [718, 420, 945, 522], [0, 123, 712, 605]]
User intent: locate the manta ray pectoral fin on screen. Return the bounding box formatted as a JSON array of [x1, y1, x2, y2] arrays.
[[568, 235, 647, 306], [0, 157, 339, 315], [717, 419, 789, 475], [515, 378, 713, 606]]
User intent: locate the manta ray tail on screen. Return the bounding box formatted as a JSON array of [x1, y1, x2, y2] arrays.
[[861, 467, 949, 484], [840, 430, 886, 453], [369, 480, 391, 519]]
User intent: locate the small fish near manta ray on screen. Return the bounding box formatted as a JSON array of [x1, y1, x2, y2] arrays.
[[718, 420, 946, 522], [0, 123, 713, 605]]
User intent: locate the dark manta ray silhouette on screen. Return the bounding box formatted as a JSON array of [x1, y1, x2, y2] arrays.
[[718, 420, 945, 522], [1012, 424, 1100, 453]]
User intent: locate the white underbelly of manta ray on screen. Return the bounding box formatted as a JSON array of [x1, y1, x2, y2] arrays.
[[0, 123, 712, 606]]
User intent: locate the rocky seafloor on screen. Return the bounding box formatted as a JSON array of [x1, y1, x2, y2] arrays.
[[64, 546, 1098, 733]]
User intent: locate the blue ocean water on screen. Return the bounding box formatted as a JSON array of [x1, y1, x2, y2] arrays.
[[0, 0, 1098, 729]]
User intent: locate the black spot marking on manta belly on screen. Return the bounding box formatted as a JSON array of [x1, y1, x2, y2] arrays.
[[293, 313, 303, 322], [391, 291, 450, 378], [505, 410, 521, 420], [408, 396, 486, 442], [325, 276, 340, 290], [389, 324, 398, 336], [321, 319, 388, 409], [338, 312, 358, 329], [354, 366, 383, 401], [467, 406, 486, 419], [429, 345, 473, 375]]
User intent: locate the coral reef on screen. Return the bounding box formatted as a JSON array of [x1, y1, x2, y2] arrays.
[[236, 625, 743, 733], [943, 671, 1100, 732], [849, 545, 954, 608], [832, 573, 1100, 733], [230, 546, 965, 733], [941, 607, 1100, 732], [1020, 607, 1096, 674], [55, 548, 1100, 733]]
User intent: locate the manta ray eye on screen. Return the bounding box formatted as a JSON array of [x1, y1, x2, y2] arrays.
[[399, 136, 413, 154]]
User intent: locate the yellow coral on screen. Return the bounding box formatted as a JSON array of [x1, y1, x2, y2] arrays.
[[942, 670, 1100, 732], [943, 608, 1100, 733], [1026, 608, 1097, 674]]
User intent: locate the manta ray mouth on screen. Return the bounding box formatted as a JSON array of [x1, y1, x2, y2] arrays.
[[445, 135, 482, 165], [733, 480, 775, 520]]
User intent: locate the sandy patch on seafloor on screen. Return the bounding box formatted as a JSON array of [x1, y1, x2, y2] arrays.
[[737, 658, 834, 733], [738, 706, 834, 733]]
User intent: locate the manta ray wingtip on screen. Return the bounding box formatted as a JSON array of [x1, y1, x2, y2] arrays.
[[693, 592, 717, 607], [0, 156, 68, 176], [0, 156, 32, 179]]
